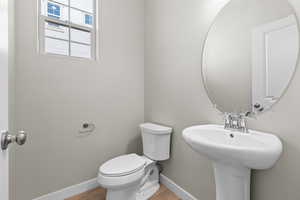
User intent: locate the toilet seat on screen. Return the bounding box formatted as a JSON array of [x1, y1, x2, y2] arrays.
[[98, 154, 147, 189], [100, 154, 146, 177], [98, 167, 145, 189]]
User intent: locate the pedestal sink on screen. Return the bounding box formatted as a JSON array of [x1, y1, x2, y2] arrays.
[[182, 125, 282, 200]]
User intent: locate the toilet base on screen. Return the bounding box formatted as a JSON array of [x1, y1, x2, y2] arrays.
[[136, 180, 160, 200], [106, 181, 160, 200], [107, 186, 139, 200], [136, 159, 160, 200], [105, 160, 160, 200], [106, 187, 137, 200]]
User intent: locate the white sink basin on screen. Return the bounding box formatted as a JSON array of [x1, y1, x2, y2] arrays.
[[182, 124, 282, 169], [182, 124, 283, 200]]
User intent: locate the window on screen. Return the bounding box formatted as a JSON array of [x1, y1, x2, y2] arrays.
[[39, 0, 96, 59]]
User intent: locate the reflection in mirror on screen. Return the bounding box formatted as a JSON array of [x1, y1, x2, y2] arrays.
[[202, 0, 299, 116]]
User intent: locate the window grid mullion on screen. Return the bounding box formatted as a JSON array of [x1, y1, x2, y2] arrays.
[[45, 35, 69, 42], [44, 17, 93, 33], [70, 40, 91, 46], [70, 6, 93, 15], [47, 0, 68, 7]]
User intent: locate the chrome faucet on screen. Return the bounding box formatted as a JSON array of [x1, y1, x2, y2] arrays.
[[224, 113, 248, 133]]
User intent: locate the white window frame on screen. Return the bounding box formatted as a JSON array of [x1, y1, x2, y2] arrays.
[[38, 0, 97, 59]]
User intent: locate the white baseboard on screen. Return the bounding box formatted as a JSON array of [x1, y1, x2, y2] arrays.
[[32, 174, 197, 200], [160, 174, 198, 200], [32, 178, 99, 200]]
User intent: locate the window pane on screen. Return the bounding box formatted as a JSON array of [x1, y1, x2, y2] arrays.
[[70, 8, 93, 28], [70, 0, 93, 13], [45, 21, 69, 40], [45, 37, 69, 55], [71, 43, 91, 58], [84, 15, 93, 25], [41, 0, 69, 21], [70, 28, 91, 44]]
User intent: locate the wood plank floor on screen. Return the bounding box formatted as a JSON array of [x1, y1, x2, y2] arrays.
[[65, 184, 181, 200]]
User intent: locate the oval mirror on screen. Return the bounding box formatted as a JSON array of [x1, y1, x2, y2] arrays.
[[202, 0, 299, 116]]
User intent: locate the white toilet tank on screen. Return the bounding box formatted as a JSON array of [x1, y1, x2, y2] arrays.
[[140, 123, 172, 161]]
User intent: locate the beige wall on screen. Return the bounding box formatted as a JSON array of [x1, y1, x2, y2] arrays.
[[12, 0, 144, 199], [145, 0, 300, 200]]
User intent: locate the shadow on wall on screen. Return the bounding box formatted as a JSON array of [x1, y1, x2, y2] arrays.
[[126, 132, 143, 155]]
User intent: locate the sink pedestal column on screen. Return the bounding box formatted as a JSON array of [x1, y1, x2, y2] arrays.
[[213, 162, 250, 200]]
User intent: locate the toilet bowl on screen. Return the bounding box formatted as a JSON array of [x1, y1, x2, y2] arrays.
[[98, 123, 172, 200], [98, 154, 159, 200]]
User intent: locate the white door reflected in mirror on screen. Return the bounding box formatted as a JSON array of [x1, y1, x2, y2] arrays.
[[252, 15, 299, 112]]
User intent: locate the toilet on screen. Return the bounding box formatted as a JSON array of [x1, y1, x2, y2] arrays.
[[98, 123, 172, 200]]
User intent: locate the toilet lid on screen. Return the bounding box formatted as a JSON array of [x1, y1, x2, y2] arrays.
[[100, 154, 146, 177]]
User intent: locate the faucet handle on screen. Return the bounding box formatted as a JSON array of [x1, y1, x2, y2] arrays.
[[238, 115, 248, 133], [224, 113, 232, 128]]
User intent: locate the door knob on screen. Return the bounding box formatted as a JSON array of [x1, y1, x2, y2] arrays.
[[1, 131, 27, 150]]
